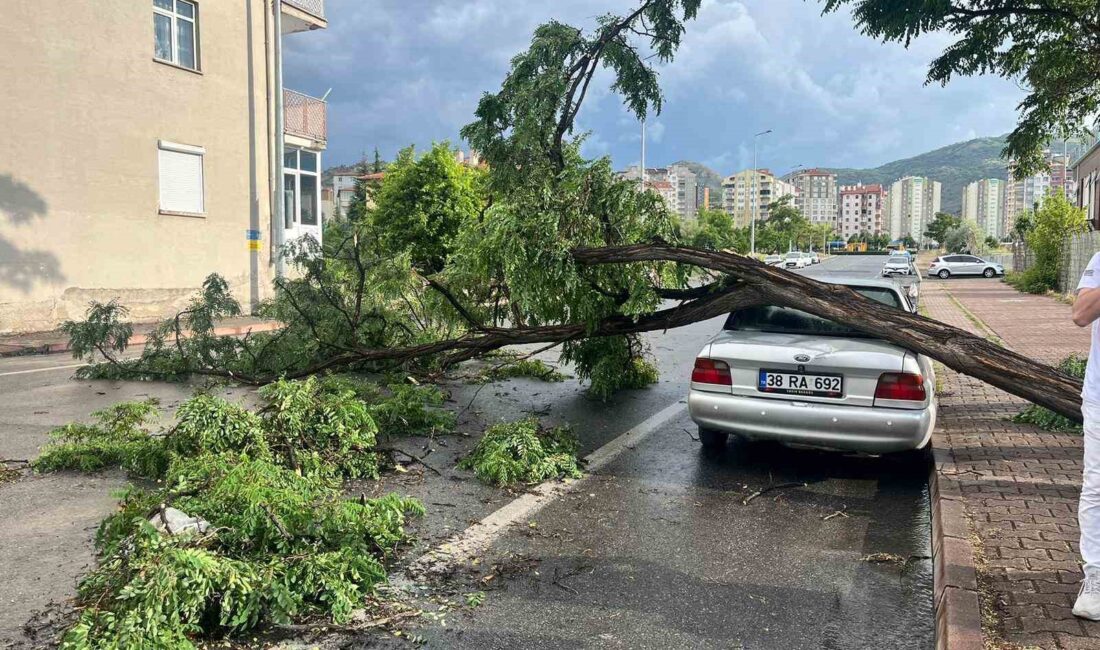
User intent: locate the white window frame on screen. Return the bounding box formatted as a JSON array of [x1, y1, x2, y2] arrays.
[[158, 140, 206, 216], [283, 148, 322, 230], [154, 0, 199, 70]]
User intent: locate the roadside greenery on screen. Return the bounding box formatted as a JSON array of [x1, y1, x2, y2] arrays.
[[942, 219, 986, 256], [479, 358, 567, 383], [459, 417, 583, 487], [1014, 355, 1086, 433], [924, 212, 961, 247], [1008, 193, 1087, 294]]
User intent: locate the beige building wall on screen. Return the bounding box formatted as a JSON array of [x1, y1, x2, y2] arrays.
[[0, 1, 282, 333]]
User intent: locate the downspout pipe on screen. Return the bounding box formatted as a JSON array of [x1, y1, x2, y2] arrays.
[[272, 0, 287, 278]]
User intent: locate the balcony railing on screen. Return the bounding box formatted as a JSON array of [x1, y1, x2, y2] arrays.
[[284, 89, 327, 144], [282, 0, 324, 19]]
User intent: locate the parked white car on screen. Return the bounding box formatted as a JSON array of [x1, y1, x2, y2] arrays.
[[927, 255, 1005, 279], [781, 252, 810, 269], [688, 276, 936, 454], [808, 252, 821, 265], [882, 256, 913, 276], [763, 254, 783, 266]]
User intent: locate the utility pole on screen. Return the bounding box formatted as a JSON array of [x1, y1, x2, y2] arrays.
[[751, 129, 772, 257]]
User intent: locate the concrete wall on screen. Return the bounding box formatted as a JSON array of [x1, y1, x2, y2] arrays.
[[0, 1, 276, 332]]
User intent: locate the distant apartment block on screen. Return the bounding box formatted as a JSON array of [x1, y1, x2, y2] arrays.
[[721, 169, 796, 228], [620, 163, 702, 222], [1071, 140, 1100, 230], [781, 169, 838, 226], [961, 179, 1006, 240], [838, 184, 886, 239], [885, 177, 941, 243], [0, 0, 329, 333], [1004, 151, 1077, 233]]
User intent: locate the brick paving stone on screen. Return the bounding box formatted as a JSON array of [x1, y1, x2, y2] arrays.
[[923, 279, 1090, 649]]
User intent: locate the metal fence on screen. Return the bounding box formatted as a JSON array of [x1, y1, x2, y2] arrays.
[[283, 0, 324, 19], [1060, 231, 1100, 292], [284, 89, 326, 143]]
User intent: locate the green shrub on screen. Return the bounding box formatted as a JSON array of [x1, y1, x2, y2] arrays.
[[459, 417, 582, 487], [33, 400, 169, 479], [65, 454, 424, 649], [1014, 354, 1086, 432]]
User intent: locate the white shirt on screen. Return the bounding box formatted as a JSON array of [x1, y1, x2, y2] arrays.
[[1078, 252, 1100, 404]]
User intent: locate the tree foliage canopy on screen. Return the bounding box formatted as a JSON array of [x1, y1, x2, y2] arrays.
[[821, 0, 1100, 176]]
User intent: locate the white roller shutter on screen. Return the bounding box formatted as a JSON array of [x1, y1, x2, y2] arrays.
[[158, 141, 205, 213]]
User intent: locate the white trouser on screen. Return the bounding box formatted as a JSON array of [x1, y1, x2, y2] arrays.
[[1082, 402, 1100, 576]]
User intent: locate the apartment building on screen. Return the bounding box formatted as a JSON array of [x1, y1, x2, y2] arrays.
[[885, 176, 941, 244], [721, 169, 796, 228], [1071, 141, 1100, 230], [0, 0, 328, 332], [1004, 152, 1076, 234], [781, 169, 837, 227], [838, 184, 886, 239], [961, 179, 1006, 240], [620, 164, 703, 223]]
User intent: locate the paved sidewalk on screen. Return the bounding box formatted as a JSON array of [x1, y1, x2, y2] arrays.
[[0, 317, 281, 357], [925, 278, 1096, 649]]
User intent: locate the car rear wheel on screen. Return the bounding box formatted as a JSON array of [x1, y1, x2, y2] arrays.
[[698, 427, 728, 451], [937, 269, 950, 279], [983, 267, 996, 278]]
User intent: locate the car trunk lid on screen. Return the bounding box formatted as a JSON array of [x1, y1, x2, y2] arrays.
[[704, 331, 906, 407]]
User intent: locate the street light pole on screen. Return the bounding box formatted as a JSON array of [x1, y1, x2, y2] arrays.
[[750, 129, 772, 256]]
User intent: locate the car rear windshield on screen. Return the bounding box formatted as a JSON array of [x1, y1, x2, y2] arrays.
[[724, 287, 902, 337]]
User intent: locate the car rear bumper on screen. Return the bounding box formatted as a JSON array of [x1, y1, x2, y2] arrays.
[[688, 390, 935, 453]]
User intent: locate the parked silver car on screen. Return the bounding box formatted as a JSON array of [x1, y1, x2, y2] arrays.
[[688, 276, 936, 454], [927, 254, 1004, 279]]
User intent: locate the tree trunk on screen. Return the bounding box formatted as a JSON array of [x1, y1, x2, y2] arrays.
[[572, 243, 1082, 421]]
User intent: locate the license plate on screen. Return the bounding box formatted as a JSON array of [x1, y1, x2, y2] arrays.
[[758, 369, 843, 398]]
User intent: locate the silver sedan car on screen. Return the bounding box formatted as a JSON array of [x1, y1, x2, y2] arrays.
[[927, 254, 1004, 279], [688, 276, 936, 454]]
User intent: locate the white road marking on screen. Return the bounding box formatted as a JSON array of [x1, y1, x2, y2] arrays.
[[0, 362, 87, 377], [409, 400, 687, 572]]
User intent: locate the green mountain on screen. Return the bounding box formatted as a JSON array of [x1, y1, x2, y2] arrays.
[[823, 135, 1011, 214]]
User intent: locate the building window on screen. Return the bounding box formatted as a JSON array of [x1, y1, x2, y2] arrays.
[[158, 141, 205, 214], [154, 0, 199, 70], [283, 148, 321, 229]]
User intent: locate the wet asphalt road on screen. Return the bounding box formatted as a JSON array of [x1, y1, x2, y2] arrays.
[[409, 254, 934, 650]]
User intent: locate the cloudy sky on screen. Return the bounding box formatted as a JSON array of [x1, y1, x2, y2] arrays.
[[283, 0, 1026, 174]]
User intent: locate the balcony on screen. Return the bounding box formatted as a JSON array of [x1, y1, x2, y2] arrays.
[[284, 89, 327, 148], [281, 0, 326, 33]]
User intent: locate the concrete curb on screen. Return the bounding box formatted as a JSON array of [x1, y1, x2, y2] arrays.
[[0, 322, 283, 358], [930, 442, 984, 650]]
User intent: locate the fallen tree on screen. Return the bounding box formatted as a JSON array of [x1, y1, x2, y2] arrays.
[[62, 0, 1083, 422]]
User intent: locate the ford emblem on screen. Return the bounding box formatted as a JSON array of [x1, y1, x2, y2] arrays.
[[794, 354, 811, 363]]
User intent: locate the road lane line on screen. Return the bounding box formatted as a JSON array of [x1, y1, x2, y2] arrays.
[[0, 363, 87, 377], [407, 400, 687, 573]]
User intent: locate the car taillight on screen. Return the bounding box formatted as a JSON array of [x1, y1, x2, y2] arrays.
[[692, 358, 732, 385], [874, 372, 926, 402]]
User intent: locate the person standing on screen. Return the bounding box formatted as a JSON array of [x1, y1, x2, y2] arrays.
[[1072, 252, 1100, 619]]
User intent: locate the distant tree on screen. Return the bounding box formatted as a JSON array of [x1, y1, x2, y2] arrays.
[[900, 235, 918, 250], [369, 143, 486, 273], [1011, 211, 1035, 241], [943, 219, 984, 254], [687, 209, 747, 252], [372, 147, 384, 174], [821, 1, 1099, 176], [924, 212, 961, 247], [985, 235, 1001, 250]]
